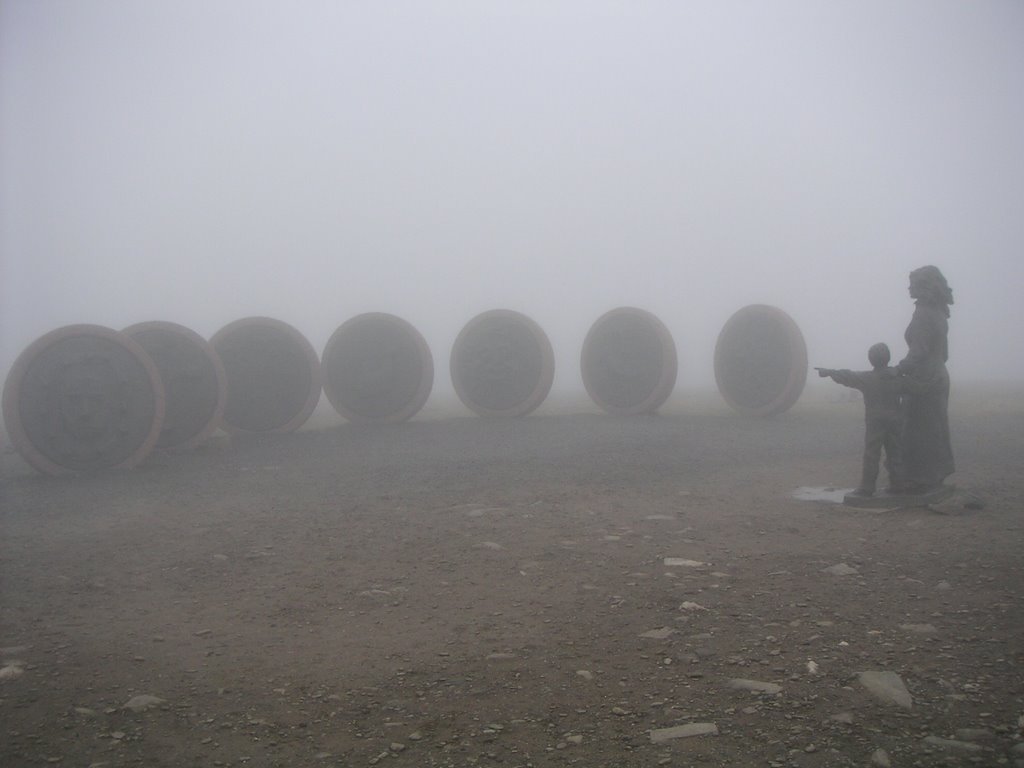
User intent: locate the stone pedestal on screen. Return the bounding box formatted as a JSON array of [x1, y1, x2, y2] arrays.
[[843, 485, 954, 508]]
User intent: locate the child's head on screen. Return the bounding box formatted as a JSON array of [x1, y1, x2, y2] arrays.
[[868, 342, 891, 369]]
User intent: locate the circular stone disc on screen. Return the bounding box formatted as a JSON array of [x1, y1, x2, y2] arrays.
[[450, 310, 554, 418], [123, 321, 227, 448], [322, 313, 434, 424], [581, 307, 678, 414], [2, 324, 166, 474], [714, 304, 808, 416], [210, 317, 321, 434]]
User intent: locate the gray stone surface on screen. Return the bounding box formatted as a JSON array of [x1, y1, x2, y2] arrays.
[[823, 562, 858, 576], [0, 663, 24, 680], [954, 728, 992, 741], [639, 627, 674, 640], [857, 671, 913, 709], [727, 678, 782, 694], [792, 486, 849, 503], [650, 722, 719, 742], [921, 735, 984, 753], [124, 694, 165, 712], [844, 484, 954, 508], [899, 623, 938, 634]]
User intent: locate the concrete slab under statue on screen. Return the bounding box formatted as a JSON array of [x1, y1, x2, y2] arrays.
[[842, 484, 954, 508], [791, 484, 956, 509], [792, 486, 849, 504]]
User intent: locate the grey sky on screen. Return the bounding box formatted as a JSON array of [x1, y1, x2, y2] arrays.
[[2, 1, 1022, 391]]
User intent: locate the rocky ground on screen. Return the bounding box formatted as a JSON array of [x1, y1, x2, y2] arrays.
[[1, 386, 1023, 767]]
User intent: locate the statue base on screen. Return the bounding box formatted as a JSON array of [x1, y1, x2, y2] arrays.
[[843, 484, 955, 508]]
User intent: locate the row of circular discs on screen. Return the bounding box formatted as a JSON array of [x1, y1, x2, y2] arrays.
[[2, 305, 807, 475]]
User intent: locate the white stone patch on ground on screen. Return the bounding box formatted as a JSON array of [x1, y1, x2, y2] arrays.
[[823, 563, 859, 576], [664, 558, 705, 567], [900, 623, 938, 634], [639, 627, 675, 640], [727, 678, 782, 694], [857, 671, 913, 709], [466, 507, 505, 517], [124, 694, 165, 712], [649, 723, 718, 742], [921, 735, 985, 753], [954, 728, 991, 741], [792, 486, 851, 503], [0, 663, 24, 680]]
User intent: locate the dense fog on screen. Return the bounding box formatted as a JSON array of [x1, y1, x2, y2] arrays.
[[2, 1, 1022, 393]]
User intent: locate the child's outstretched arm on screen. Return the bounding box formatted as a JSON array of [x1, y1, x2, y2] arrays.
[[815, 368, 866, 390]]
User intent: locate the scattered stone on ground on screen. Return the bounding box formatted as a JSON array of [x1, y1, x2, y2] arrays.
[[650, 723, 719, 742], [857, 671, 913, 709], [954, 727, 992, 741], [123, 694, 165, 712], [663, 558, 705, 567], [921, 735, 985, 753], [639, 627, 674, 639], [727, 678, 782, 694], [823, 562, 858, 576], [2, 399, 1021, 766], [899, 622, 937, 634]]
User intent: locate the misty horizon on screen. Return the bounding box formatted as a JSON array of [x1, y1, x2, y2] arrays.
[[2, 2, 1023, 394]]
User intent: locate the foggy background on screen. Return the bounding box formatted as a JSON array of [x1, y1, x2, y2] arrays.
[[2, 1, 1022, 397]]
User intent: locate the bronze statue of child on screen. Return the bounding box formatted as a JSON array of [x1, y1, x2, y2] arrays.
[[816, 343, 912, 497]]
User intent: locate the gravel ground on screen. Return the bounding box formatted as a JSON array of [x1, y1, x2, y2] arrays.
[[2, 386, 1023, 767]]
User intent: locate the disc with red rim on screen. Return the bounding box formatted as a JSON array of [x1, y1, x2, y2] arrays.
[[322, 313, 433, 424], [2, 324, 165, 474], [581, 307, 677, 415], [123, 320, 227, 448], [210, 317, 321, 434], [450, 310, 554, 418], [714, 304, 807, 416]]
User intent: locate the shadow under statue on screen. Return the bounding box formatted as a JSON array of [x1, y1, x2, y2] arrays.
[[818, 266, 955, 507]]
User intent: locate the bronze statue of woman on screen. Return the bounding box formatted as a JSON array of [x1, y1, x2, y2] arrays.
[[896, 265, 955, 493]]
